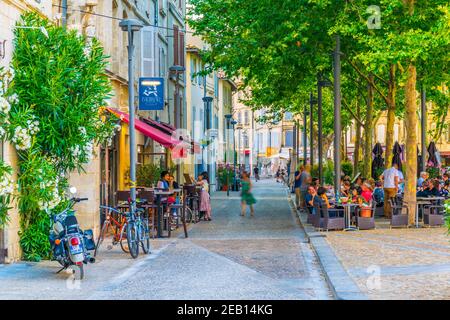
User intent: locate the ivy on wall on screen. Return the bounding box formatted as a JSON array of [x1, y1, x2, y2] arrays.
[[0, 12, 119, 261]]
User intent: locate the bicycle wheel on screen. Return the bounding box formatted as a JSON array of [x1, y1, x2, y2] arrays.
[[185, 206, 193, 223], [126, 221, 139, 259], [119, 223, 130, 253], [94, 220, 109, 257], [140, 219, 150, 254]]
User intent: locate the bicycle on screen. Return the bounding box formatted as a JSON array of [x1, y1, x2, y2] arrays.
[[94, 206, 130, 257], [126, 201, 150, 259]]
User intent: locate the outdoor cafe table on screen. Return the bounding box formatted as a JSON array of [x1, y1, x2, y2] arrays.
[[340, 203, 359, 231], [415, 196, 446, 228], [154, 188, 182, 238]]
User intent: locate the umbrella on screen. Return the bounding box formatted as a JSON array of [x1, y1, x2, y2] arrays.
[[392, 141, 402, 171], [427, 142, 439, 167], [371, 142, 384, 179]]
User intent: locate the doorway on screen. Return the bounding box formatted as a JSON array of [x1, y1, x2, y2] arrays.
[[100, 135, 119, 225]]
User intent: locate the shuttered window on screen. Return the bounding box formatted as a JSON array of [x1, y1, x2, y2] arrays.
[[173, 24, 179, 66], [141, 26, 156, 77]]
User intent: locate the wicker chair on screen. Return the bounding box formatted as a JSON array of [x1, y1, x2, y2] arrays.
[[355, 205, 376, 230], [423, 204, 445, 227], [389, 197, 409, 228], [313, 203, 345, 231]]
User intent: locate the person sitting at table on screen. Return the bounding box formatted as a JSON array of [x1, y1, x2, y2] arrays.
[[315, 187, 331, 209], [417, 179, 440, 197], [157, 171, 176, 219], [196, 173, 212, 221], [341, 181, 351, 197], [373, 181, 384, 204], [361, 183, 373, 204], [305, 185, 318, 214]]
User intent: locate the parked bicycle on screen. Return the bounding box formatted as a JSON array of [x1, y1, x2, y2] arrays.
[[94, 206, 130, 257], [126, 200, 150, 259]]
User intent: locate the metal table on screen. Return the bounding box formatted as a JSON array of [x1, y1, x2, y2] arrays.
[[340, 203, 359, 231]]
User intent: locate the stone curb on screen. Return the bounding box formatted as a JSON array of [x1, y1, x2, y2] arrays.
[[287, 194, 369, 300]]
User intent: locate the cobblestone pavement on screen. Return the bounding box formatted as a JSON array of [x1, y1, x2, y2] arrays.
[[325, 226, 450, 300], [0, 179, 332, 300]]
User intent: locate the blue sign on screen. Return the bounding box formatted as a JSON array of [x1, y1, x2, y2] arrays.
[[139, 77, 165, 110]]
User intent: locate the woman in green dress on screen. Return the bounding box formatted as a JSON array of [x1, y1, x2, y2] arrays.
[[241, 171, 256, 217]]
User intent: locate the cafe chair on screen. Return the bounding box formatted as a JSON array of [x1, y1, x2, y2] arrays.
[[137, 190, 159, 238], [389, 198, 409, 228], [355, 206, 376, 230], [313, 203, 345, 232], [423, 204, 445, 227]]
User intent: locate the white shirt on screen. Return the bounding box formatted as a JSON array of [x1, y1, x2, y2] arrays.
[[382, 167, 400, 188]]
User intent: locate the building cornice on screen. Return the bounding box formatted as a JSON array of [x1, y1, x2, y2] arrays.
[[169, 2, 185, 27], [4, 0, 51, 18]]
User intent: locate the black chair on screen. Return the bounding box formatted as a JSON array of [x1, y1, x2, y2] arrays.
[[137, 190, 159, 238]]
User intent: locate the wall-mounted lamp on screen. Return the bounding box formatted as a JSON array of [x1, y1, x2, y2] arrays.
[[0, 40, 6, 60]]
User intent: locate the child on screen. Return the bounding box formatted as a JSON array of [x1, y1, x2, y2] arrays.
[[196, 173, 212, 221], [240, 171, 256, 217]]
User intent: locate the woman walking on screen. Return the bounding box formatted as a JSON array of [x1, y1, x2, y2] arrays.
[[196, 173, 212, 221], [240, 171, 256, 217]]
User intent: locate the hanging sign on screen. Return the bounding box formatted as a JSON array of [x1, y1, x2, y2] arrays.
[[139, 77, 164, 110]]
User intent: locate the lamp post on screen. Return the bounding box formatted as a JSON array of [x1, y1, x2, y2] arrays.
[[169, 64, 186, 182], [119, 19, 143, 213], [309, 93, 318, 167], [203, 96, 213, 179], [225, 114, 232, 196], [231, 119, 238, 191], [317, 74, 333, 184], [303, 105, 308, 164]]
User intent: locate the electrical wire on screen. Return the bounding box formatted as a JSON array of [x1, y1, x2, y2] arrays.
[[52, 3, 196, 34]]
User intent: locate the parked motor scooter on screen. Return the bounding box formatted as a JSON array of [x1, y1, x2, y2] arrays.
[[48, 187, 96, 280]]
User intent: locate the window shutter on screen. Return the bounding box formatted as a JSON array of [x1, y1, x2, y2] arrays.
[[173, 25, 179, 66], [141, 26, 155, 77], [179, 31, 185, 67]]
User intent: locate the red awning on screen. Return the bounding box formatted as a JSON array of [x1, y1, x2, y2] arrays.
[[106, 108, 180, 148]]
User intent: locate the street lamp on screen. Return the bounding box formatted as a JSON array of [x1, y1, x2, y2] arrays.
[[309, 93, 318, 167], [317, 74, 333, 184], [169, 64, 186, 182], [224, 114, 232, 196], [203, 96, 214, 180], [119, 19, 143, 215], [303, 105, 309, 165], [231, 119, 238, 191]]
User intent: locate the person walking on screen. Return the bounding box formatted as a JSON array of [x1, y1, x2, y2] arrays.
[[240, 171, 256, 217], [380, 162, 400, 218], [253, 166, 260, 182], [294, 165, 304, 209]]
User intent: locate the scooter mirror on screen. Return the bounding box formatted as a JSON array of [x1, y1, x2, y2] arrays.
[[69, 187, 77, 194]]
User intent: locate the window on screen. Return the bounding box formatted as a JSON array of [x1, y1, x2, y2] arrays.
[[244, 111, 249, 125], [191, 57, 196, 84], [377, 124, 386, 143], [284, 112, 293, 121], [285, 130, 293, 147], [238, 112, 242, 125], [141, 26, 156, 77]]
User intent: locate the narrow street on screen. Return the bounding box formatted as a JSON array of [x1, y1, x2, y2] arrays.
[[0, 179, 332, 300]]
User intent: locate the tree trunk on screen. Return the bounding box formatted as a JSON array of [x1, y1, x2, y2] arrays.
[[353, 98, 361, 175], [404, 64, 418, 225], [384, 64, 397, 168], [363, 74, 374, 178]]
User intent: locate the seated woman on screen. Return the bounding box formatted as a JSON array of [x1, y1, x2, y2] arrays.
[[417, 180, 440, 197], [341, 181, 351, 197], [361, 183, 373, 204]]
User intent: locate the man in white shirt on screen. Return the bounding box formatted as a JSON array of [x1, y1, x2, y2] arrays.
[[380, 163, 400, 218]]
